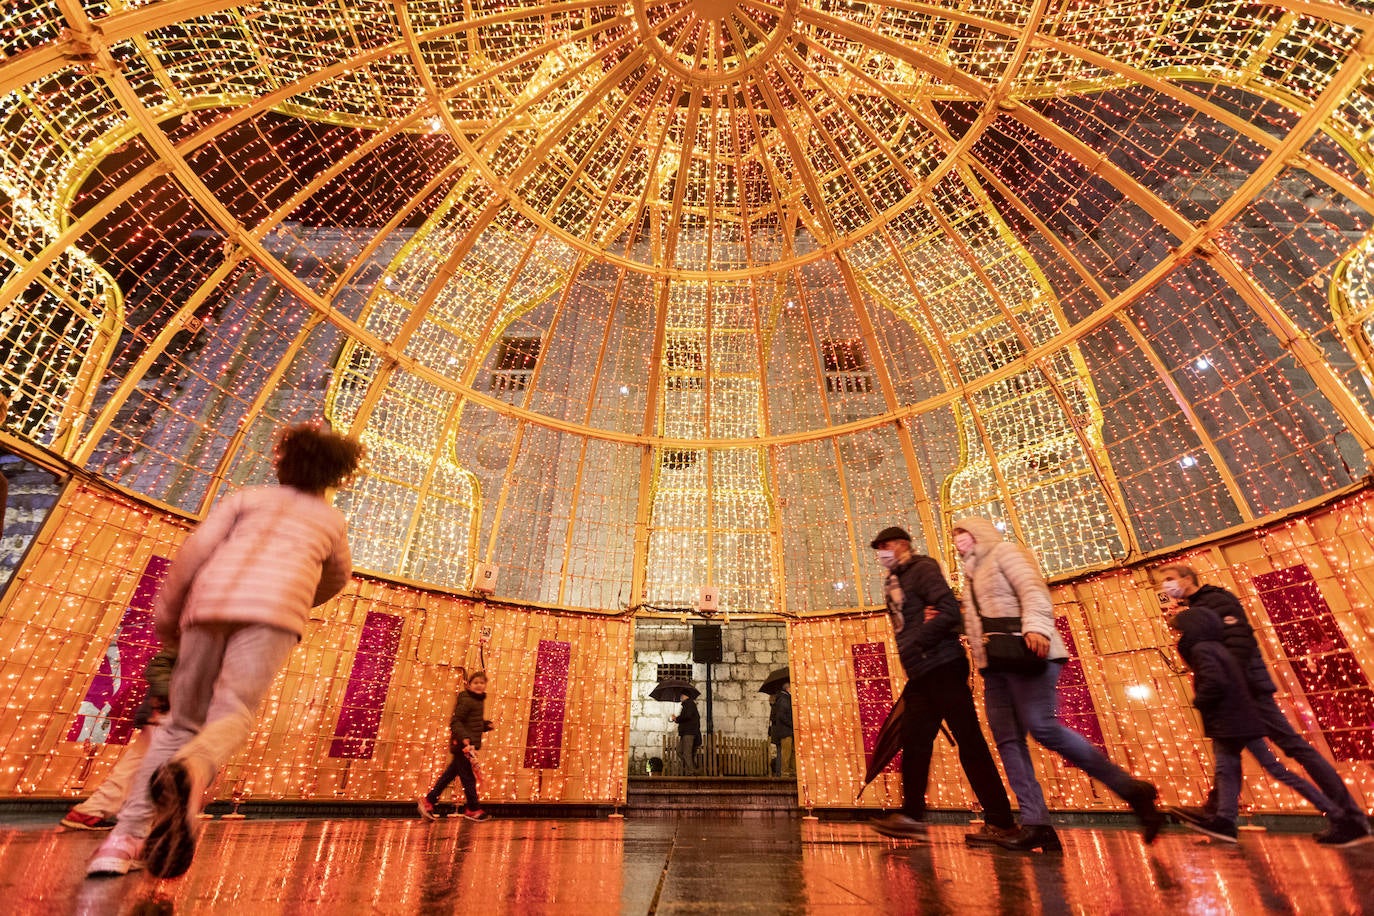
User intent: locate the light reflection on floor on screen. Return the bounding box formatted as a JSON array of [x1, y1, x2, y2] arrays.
[[1, 815, 1370, 914]]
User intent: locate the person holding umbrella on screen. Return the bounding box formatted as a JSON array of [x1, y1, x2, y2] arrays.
[[767, 676, 794, 777], [868, 526, 1018, 844], [672, 690, 702, 775]]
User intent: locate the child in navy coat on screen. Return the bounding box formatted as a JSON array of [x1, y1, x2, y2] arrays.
[[1171, 606, 1265, 842]]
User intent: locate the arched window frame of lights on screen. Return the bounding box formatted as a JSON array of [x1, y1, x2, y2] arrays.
[[2, 0, 1374, 617]]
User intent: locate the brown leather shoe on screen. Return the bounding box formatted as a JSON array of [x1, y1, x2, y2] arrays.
[[870, 813, 927, 839], [965, 823, 1019, 847]]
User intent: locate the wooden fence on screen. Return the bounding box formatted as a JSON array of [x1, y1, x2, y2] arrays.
[[661, 734, 772, 777]]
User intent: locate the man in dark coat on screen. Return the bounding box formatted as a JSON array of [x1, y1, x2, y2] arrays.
[[1161, 564, 1372, 847], [868, 526, 1017, 844], [674, 693, 702, 775], [769, 683, 794, 777]]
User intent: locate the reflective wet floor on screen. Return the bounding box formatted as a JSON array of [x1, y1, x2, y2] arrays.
[[4, 814, 1372, 914]]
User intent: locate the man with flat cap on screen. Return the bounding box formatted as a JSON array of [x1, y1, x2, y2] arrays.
[[869, 526, 1018, 844]]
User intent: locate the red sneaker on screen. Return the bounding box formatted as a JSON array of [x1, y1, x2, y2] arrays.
[[417, 798, 438, 821], [62, 809, 116, 831], [462, 809, 490, 822]]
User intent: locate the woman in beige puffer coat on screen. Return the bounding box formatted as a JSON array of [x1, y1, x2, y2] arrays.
[[954, 517, 1163, 852]]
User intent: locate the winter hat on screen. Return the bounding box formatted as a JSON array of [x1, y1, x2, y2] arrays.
[[870, 526, 912, 548]]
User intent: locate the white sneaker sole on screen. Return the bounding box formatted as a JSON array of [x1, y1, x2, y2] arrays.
[[1323, 832, 1374, 848], [86, 857, 144, 877], [1182, 821, 1238, 843]]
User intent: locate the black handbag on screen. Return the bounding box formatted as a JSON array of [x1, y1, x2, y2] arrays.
[[969, 578, 1048, 676], [979, 616, 1048, 676]]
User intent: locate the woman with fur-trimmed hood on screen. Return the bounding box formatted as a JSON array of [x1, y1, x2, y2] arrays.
[[953, 517, 1163, 853]]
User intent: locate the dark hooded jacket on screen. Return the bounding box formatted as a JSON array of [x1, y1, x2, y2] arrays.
[[1185, 583, 1277, 695], [883, 553, 965, 680], [1174, 607, 1263, 741], [449, 689, 489, 749]]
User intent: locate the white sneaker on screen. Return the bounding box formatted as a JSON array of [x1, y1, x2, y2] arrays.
[[87, 833, 145, 877]]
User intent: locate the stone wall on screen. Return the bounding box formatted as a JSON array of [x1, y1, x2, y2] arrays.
[[628, 619, 789, 772]]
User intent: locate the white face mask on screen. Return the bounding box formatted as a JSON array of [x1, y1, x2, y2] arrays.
[[954, 532, 975, 555], [876, 550, 898, 570], [1161, 580, 1186, 599]]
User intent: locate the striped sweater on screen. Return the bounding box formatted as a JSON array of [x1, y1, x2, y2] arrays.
[[155, 485, 351, 640]]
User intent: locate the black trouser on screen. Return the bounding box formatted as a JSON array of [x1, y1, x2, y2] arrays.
[[901, 656, 1016, 829], [426, 749, 479, 810], [680, 734, 700, 775]]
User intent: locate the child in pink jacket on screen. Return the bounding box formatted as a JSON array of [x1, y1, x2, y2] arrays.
[[88, 423, 364, 879]]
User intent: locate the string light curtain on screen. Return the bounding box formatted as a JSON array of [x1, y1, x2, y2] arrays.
[[1, 2, 1373, 617]]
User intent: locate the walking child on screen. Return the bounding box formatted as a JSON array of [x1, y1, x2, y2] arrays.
[[63, 646, 177, 830], [1170, 606, 1264, 842], [419, 670, 493, 821], [86, 423, 364, 879]]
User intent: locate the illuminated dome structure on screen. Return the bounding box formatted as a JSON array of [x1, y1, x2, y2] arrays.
[[2, 0, 1370, 615], [3, 1, 1374, 815]]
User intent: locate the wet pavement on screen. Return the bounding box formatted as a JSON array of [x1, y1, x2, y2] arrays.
[[3, 814, 1372, 914]]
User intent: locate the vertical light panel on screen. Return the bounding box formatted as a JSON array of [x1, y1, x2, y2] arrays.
[[66, 555, 170, 746], [851, 642, 897, 774], [1054, 617, 1106, 754], [329, 611, 404, 760], [1252, 565, 1374, 762], [523, 639, 571, 769]]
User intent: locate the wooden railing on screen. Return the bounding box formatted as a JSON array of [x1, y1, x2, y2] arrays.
[[661, 734, 772, 777]]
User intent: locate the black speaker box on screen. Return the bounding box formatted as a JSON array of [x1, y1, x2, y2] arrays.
[[692, 624, 723, 664]]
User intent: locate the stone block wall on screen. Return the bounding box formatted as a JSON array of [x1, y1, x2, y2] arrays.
[[629, 619, 789, 772]]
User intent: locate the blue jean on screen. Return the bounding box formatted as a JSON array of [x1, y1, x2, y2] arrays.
[[982, 664, 1137, 826], [1254, 693, 1366, 825], [1214, 739, 1246, 823], [1246, 739, 1337, 816]]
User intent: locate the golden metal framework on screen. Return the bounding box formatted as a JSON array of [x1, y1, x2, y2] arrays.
[[3, 1, 1374, 613]]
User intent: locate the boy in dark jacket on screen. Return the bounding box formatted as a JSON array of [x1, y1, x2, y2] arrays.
[[418, 670, 493, 822], [867, 526, 1016, 844], [1161, 565, 1372, 847], [1171, 607, 1263, 842]]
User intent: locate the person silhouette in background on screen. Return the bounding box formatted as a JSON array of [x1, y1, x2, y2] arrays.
[[673, 692, 701, 776], [769, 681, 794, 777]]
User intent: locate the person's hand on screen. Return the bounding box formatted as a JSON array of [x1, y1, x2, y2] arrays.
[[923, 605, 938, 623], [1024, 632, 1050, 658], [670, 715, 677, 722], [483, 719, 494, 732]]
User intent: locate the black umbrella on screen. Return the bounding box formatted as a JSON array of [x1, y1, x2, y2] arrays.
[[857, 695, 954, 799], [650, 680, 700, 702], [759, 667, 790, 695], [858, 694, 906, 799]]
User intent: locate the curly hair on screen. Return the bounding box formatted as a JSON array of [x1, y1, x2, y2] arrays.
[[274, 423, 364, 493]]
